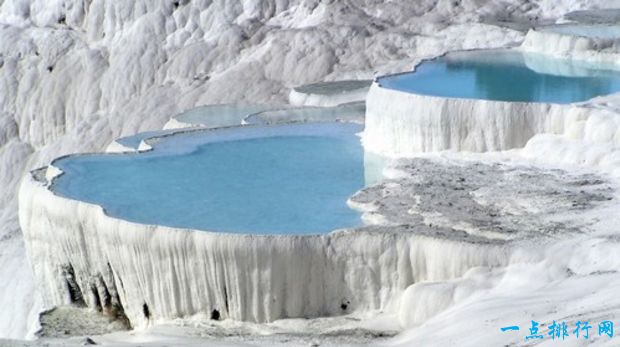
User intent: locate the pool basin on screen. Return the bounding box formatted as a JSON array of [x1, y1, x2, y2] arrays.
[[364, 48, 620, 156], [51, 123, 365, 235], [377, 50, 620, 104]]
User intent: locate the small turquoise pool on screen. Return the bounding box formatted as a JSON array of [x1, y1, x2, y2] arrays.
[[377, 50, 620, 104], [51, 123, 365, 235]]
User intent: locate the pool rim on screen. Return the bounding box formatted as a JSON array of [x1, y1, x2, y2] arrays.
[[374, 47, 620, 105], [38, 121, 368, 238]]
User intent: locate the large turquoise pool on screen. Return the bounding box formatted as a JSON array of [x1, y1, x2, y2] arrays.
[[51, 123, 365, 235], [377, 50, 620, 104]]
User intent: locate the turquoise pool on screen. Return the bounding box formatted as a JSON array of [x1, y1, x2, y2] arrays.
[[51, 123, 365, 235], [377, 50, 620, 104]]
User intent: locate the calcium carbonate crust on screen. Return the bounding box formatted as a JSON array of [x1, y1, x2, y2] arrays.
[[19, 166, 510, 329], [0, 0, 544, 338], [522, 27, 620, 64], [363, 80, 578, 157], [7, 0, 620, 342]]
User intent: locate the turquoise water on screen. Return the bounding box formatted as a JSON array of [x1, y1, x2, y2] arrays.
[[52, 123, 365, 235], [378, 50, 620, 104]]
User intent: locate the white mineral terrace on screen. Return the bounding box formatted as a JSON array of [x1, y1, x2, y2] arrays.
[[364, 83, 574, 156], [13, 5, 620, 345], [521, 25, 620, 63], [364, 46, 620, 157], [19, 97, 620, 337], [19, 122, 516, 331]]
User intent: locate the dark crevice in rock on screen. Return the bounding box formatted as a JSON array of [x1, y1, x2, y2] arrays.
[[105, 263, 131, 329], [82, 337, 97, 345], [223, 284, 230, 315], [91, 285, 102, 312], [143, 303, 151, 320], [98, 276, 112, 312], [62, 264, 86, 307]]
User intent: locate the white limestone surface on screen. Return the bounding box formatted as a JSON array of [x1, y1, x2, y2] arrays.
[[0, 0, 532, 336], [19, 167, 509, 330], [521, 26, 620, 64], [4, 0, 620, 342], [363, 81, 578, 157]]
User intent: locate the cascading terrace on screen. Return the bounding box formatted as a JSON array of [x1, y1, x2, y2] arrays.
[[19, 26, 620, 336], [363, 43, 620, 157]]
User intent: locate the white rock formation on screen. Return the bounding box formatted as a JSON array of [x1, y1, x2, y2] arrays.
[[521, 25, 620, 64], [0, 1, 530, 336], [363, 79, 582, 157], [361, 42, 620, 157], [3, 0, 620, 343], [19, 162, 509, 329]]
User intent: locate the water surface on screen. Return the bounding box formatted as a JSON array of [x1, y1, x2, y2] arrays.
[[378, 50, 620, 104], [52, 123, 365, 235]]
